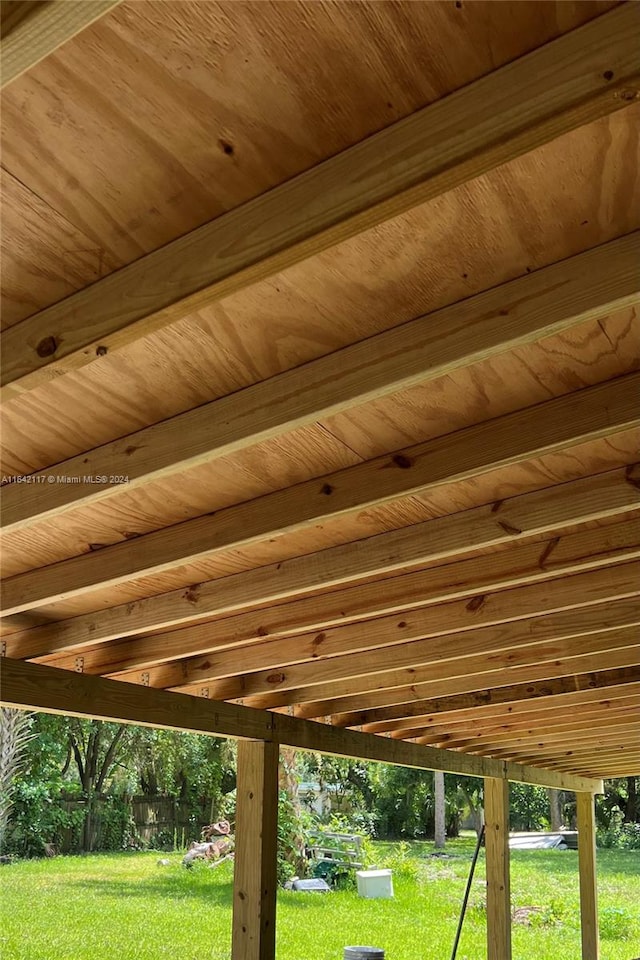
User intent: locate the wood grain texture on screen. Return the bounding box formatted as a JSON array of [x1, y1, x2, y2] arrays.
[[0, 657, 601, 790], [4, 233, 638, 528], [3, 107, 637, 492], [577, 792, 600, 960], [0, 169, 117, 329], [253, 630, 640, 716], [174, 600, 640, 702], [0, 0, 121, 88], [484, 778, 512, 960], [360, 673, 640, 733], [107, 563, 640, 691], [7, 471, 637, 659], [2, 4, 638, 394], [3, 375, 637, 615], [304, 646, 640, 726], [231, 740, 278, 960], [32, 521, 640, 670]]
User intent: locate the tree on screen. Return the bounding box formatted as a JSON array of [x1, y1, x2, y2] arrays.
[[548, 789, 564, 831], [434, 771, 446, 849], [0, 708, 33, 851], [67, 720, 129, 851]]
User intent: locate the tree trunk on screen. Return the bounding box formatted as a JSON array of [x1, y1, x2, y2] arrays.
[[434, 771, 446, 849], [548, 789, 563, 831], [625, 777, 638, 823]]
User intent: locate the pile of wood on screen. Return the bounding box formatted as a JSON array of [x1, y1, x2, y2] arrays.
[[182, 819, 234, 868]]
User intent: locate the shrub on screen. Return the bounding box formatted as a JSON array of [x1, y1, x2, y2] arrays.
[[597, 810, 640, 850]]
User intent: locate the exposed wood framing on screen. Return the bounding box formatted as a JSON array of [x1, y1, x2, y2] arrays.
[[3, 233, 639, 528], [485, 778, 512, 960], [0, 658, 602, 792], [169, 597, 640, 701], [0, 1, 121, 89], [390, 693, 640, 742], [577, 793, 600, 960], [354, 670, 640, 732], [231, 740, 279, 960], [3, 377, 638, 617], [42, 559, 639, 680], [10, 468, 638, 659], [248, 635, 640, 716], [2, 4, 639, 396]]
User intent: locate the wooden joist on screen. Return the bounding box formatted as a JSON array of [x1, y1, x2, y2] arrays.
[[442, 718, 640, 753], [3, 376, 638, 616], [40, 537, 640, 675], [0, 0, 121, 88], [2, 4, 639, 396], [384, 689, 640, 740], [0, 657, 602, 792], [251, 633, 640, 715], [421, 707, 640, 750], [105, 562, 639, 691], [169, 595, 640, 701], [354, 670, 640, 732], [10, 469, 639, 659], [3, 233, 639, 530]]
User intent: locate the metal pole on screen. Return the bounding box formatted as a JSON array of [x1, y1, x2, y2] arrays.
[[450, 825, 485, 960]]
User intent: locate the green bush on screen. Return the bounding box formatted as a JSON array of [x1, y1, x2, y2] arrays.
[[597, 810, 640, 850]]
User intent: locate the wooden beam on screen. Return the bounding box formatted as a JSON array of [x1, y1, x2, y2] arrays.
[[12, 469, 638, 658], [400, 700, 640, 750], [484, 740, 640, 764], [0, 657, 602, 792], [258, 639, 640, 717], [3, 4, 639, 396], [0, 0, 120, 88], [4, 375, 637, 616], [169, 596, 640, 701], [485, 778, 512, 960], [577, 793, 599, 960], [124, 564, 640, 688], [38, 525, 640, 672], [102, 564, 639, 692], [232, 740, 278, 960], [484, 743, 640, 765], [4, 234, 639, 528], [419, 699, 640, 739], [435, 716, 640, 752], [357, 671, 640, 733]]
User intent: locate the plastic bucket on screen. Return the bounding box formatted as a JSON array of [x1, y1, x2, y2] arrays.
[[344, 949, 385, 959]]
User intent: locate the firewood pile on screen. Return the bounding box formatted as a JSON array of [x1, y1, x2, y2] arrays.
[[182, 819, 234, 868]]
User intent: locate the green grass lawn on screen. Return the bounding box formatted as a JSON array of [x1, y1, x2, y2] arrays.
[[1, 840, 638, 960]]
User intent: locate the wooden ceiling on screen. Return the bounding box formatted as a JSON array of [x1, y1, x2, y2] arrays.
[[1, 0, 639, 783]]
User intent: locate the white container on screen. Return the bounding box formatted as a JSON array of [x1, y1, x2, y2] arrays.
[[356, 869, 394, 899]]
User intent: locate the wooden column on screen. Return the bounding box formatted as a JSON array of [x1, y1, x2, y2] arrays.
[[232, 740, 279, 960], [484, 778, 512, 960], [577, 792, 599, 960]]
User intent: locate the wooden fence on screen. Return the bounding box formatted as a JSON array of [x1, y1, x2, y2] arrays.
[[56, 795, 216, 852]]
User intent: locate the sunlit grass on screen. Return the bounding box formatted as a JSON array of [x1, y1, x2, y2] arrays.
[[0, 840, 638, 959]]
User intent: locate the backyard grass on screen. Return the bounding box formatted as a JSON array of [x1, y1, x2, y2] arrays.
[[0, 839, 638, 960]]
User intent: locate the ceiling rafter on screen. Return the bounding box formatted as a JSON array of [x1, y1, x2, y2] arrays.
[[102, 562, 639, 691], [2, 3, 638, 397], [3, 232, 638, 532], [251, 638, 640, 715], [3, 374, 638, 617], [9, 468, 638, 660]]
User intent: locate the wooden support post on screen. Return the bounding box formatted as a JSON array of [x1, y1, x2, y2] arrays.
[[232, 741, 279, 960], [577, 792, 600, 960], [484, 778, 512, 960]]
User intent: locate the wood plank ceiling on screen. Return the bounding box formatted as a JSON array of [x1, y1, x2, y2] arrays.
[[1, 0, 639, 782]]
